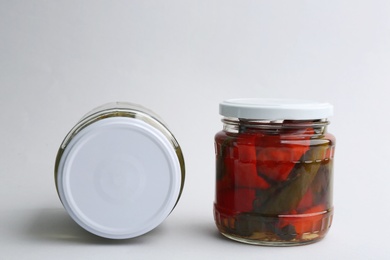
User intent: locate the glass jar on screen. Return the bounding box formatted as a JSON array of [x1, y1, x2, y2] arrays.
[[214, 98, 335, 246], [55, 102, 185, 239]]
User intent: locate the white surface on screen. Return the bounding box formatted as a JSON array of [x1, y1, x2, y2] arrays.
[[1, 1, 390, 259], [57, 117, 181, 239], [220, 98, 333, 120]]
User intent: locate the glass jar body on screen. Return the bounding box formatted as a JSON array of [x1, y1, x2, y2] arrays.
[[214, 119, 335, 246]]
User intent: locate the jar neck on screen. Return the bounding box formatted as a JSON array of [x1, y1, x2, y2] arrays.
[[222, 117, 329, 135]]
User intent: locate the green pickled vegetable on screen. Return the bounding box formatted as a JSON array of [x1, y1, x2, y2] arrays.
[[254, 144, 328, 215]]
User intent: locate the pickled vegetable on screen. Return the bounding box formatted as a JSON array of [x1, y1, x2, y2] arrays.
[[214, 124, 335, 245]]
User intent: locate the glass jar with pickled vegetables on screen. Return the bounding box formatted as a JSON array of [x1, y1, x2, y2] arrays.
[[214, 98, 335, 246], [55, 102, 185, 239]]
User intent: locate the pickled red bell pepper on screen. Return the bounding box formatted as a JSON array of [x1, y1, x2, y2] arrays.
[[279, 205, 327, 235], [215, 123, 334, 243], [256, 127, 314, 182]]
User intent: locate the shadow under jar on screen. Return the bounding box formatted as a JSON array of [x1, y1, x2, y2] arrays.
[[214, 98, 335, 246]]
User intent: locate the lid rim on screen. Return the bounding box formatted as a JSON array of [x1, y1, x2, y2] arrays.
[[220, 98, 333, 120]]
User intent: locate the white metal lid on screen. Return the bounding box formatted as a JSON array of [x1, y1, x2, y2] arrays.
[[56, 117, 182, 239], [220, 98, 333, 120]]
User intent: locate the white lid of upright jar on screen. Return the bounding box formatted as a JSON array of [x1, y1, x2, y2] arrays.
[[55, 103, 184, 239], [220, 98, 333, 120]]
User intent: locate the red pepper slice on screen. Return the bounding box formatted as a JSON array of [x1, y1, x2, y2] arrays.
[[279, 205, 326, 235], [215, 187, 256, 214], [233, 133, 270, 189], [236, 133, 257, 163], [256, 128, 314, 182], [217, 133, 270, 190], [234, 161, 270, 189]]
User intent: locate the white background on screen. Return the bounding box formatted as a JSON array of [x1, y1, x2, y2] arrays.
[[1, 1, 389, 259]]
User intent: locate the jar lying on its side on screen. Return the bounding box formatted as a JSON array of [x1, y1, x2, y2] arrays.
[[214, 98, 335, 246], [55, 102, 185, 239]]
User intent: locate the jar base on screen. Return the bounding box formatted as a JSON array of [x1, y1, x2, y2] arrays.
[[220, 232, 324, 246], [214, 206, 333, 246]]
